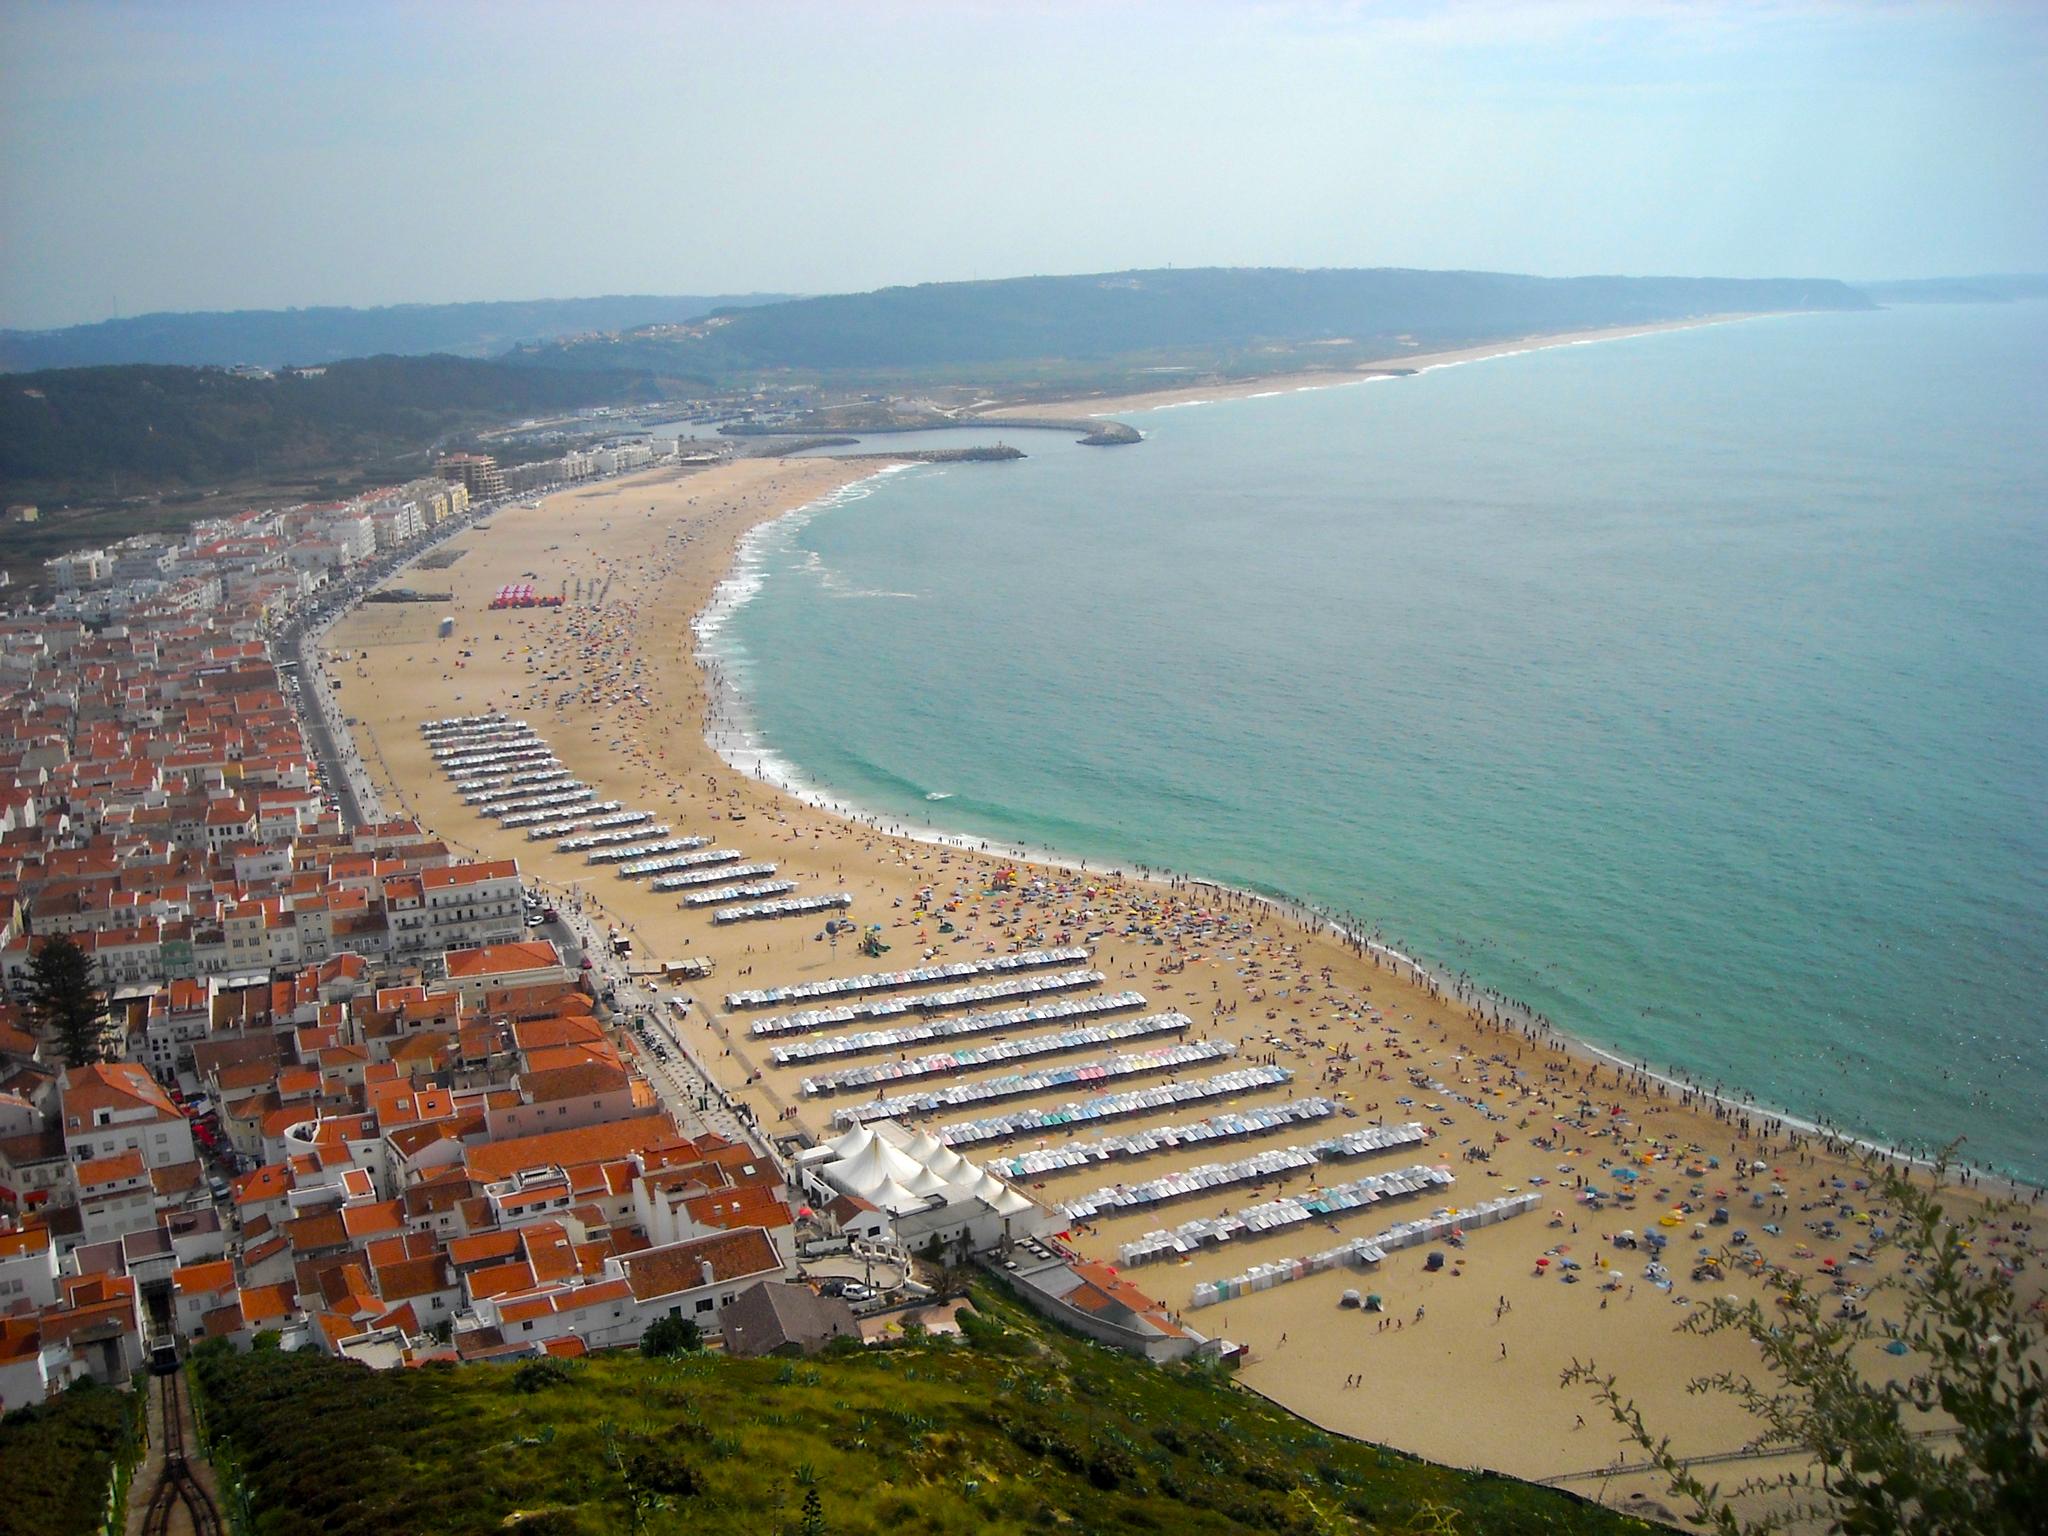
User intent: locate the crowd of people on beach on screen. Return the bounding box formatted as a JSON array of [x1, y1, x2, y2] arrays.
[[341, 463, 2044, 1485]]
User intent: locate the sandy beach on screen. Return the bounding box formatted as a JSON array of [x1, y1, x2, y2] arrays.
[[327, 426, 2043, 1514], [982, 314, 1777, 421]]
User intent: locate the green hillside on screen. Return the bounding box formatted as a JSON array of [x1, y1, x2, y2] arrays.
[[0, 353, 664, 507], [511, 265, 1875, 381], [184, 1289, 1649, 1536], [0, 1378, 145, 1536]]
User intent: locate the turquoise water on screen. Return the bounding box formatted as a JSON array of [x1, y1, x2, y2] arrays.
[[711, 305, 2048, 1183]]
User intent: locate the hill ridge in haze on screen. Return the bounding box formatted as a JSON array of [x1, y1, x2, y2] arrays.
[[507, 264, 1875, 379], [0, 293, 792, 374]]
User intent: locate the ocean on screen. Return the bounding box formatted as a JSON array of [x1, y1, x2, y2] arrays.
[[704, 303, 2048, 1183]]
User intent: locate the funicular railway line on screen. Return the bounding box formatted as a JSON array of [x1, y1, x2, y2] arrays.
[[140, 1366, 226, 1536]]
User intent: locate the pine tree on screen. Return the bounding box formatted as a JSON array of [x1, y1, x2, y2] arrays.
[[26, 935, 104, 1067]]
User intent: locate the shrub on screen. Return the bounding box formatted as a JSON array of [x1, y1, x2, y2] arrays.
[[623, 1446, 699, 1497], [639, 1314, 702, 1358], [511, 1357, 576, 1394]]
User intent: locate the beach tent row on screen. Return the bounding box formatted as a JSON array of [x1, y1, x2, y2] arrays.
[[652, 861, 777, 892], [580, 826, 677, 854], [829, 1038, 1237, 1129], [421, 716, 666, 845], [487, 789, 590, 819], [1116, 1164, 1456, 1268], [620, 846, 738, 878], [442, 744, 554, 772], [461, 785, 590, 820], [748, 967, 1107, 1039], [714, 892, 854, 925], [1053, 1122, 1432, 1222], [520, 803, 627, 838], [441, 744, 552, 771], [1187, 1190, 1542, 1308], [1058, 1143, 1325, 1222], [466, 774, 575, 806], [444, 744, 554, 772], [557, 823, 674, 853], [524, 804, 630, 838], [470, 781, 579, 810], [725, 946, 1090, 1012], [510, 803, 608, 832], [1311, 1122, 1429, 1160], [681, 879, 798, 906], [622, 846, 738, 878], [449, 755, 560, 785], [987, 1097, 1338, 1179], [799, 1011, 1194, 1098], [420, 712, 520, 739], [446, 761, 557, 786], [768, 990, 1147, 1067], [483, 769, 575, 797], [452, 763, 569, 794], [435, 735, 547, 764], [430, 733, 557, 774], [935, 1065, 1295, 1149], [453, 768, 566, 797], [432, 735, 531, 760], [586, 836, 696, 865]]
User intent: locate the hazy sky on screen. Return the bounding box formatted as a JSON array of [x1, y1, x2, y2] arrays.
[[2, 0, 2043, 329]]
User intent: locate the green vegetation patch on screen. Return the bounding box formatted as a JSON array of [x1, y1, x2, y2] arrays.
[[188, 1289, 1650, 1536], [0, 1377, 146, 1536], [0, 353, 665, 507]]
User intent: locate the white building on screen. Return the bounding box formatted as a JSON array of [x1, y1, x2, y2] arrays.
[[60, 1063, 196, 1172]]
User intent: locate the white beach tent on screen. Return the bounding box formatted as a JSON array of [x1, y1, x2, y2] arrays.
[[828, 1136, 930, 1200], [899, 1128, 976, 1187], [966, 1170, 1037, 1218], [823, 1123, 878, 1161]]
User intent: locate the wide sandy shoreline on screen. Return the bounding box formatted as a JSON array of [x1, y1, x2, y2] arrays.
[[984, 312, 1779, 421], [327, 331, 2041, 1513]]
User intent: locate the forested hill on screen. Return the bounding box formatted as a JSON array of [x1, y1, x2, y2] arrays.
[[0, 294, 788, 373], [513, 266, 1876, 376], [0, 354, 662, 504]]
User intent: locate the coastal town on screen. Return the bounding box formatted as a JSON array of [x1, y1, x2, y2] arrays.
[[1, 419, 2038, 1536], [0, 439, 1232, 1450]]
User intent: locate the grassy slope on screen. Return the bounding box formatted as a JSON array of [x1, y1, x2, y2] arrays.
[[189, 1289, 1652, 1536], [1, 1378, 146, 1536]]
